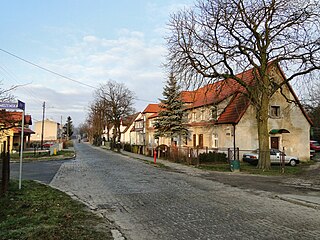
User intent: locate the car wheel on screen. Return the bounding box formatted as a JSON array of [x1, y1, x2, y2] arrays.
[[289, 159, 297, 167]]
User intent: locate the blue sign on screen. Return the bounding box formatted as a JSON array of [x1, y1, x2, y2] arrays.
[[0, 100, 25, 110], [17, 100, 25, 110], [0, 102, 17, 109]]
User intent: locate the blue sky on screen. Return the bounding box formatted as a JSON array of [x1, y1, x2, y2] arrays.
[[0, 0, 194, 127]]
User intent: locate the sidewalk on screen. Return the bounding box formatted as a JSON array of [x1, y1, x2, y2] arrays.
[[115, 148, 320, 210]]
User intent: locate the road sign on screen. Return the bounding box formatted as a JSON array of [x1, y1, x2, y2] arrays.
[[0, 102, 17, 109], [0, 100, 25, 110]]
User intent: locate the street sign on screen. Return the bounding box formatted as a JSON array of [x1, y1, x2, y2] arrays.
[[0, 102, 17, 109], [0, 100, 25, 110]]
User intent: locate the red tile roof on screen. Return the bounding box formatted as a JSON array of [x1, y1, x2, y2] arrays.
[[181, 67, 255, 109], [142, 104, 161, 113], [0, 111, 32, 125], [179, 67, 257, 124], [217, 93, 250, 124], [12, 127, 35, 134]]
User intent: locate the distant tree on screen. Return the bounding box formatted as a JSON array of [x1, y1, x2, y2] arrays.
[[63, 116, 74, 140], [167, 0, 320, 170], [96, 80, 135, 151], [154, 74, 189, 145]]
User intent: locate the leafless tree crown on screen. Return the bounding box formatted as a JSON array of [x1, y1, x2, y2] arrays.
[[167, 0, 320, 97]]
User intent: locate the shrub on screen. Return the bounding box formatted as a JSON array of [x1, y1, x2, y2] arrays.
[[199, 151, 227, 163], [123, 143, 132, 152]]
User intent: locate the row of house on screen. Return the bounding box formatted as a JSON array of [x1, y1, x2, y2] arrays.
[[0, 111, 64, 153], [104, 64, 311, 161]]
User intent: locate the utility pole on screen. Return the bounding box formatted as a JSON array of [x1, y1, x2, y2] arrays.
[[40, 101, 45, 149]]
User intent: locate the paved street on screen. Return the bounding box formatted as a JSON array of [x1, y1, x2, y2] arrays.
[[10, 159, 69, 184], [50, 142, 320, 240]]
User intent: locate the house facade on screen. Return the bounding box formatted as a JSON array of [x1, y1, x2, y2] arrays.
[[0, 111, 34, 153], [140, 65, 311, 161], [102, 112, 141, 144], [31, 119, 61, 142]]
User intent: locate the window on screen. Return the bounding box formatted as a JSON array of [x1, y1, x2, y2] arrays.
[[201, 110, 205, 121], [198, 134, 203, 148], [193, 134, 196, 147], [192, 112, 196, 122], [212, 134, 218, 148], [270, 106, 280, 118], [211, 106, 218, 120]]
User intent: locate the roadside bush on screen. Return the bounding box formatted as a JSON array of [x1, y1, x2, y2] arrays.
[[199, 151, 227, 163], [123, 143, 132, 152]]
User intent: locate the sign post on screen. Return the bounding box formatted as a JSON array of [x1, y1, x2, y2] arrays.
[[18, 100, 25, 189]]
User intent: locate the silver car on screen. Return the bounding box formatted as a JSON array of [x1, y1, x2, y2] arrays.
[[242, 149, 300, 166]]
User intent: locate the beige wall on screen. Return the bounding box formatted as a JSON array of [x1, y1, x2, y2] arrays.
[[31, 119, 59, 141]]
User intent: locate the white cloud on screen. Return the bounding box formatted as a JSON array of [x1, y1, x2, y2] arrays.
[[14, 29, 169, 126]]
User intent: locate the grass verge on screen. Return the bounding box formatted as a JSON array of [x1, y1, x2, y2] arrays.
[[198, 161, 314, 176], [0, 180, 112, 240], [10, 150, 75, 162]]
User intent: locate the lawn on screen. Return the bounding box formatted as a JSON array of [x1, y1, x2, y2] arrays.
[[10, 150, 75, 162], [0, 180, 113, 240], [198, 161, 311, 176]]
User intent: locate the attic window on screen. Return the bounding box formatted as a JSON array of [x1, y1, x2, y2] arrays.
[[270, 106, 280, 118], [211, 106, 218, 120]]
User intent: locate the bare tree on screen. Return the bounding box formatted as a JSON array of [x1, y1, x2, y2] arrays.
[[96, 80, 135, 150], [166, 0, 320, 169], [0, 82, 16, 133]]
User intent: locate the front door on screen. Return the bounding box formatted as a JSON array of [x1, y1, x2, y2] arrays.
[[270, 137, 279, 149]]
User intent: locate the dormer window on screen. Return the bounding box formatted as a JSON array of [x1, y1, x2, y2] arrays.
[[200, 110, 205, 121], [211, 106, 218, 120], [192, 112, 196, 122], [270, 106, 280, 118]]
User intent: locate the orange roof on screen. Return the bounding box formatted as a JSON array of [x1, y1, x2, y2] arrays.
[[217, 93, 250, 124], [0, 111, 32, 125], [181, 67, 255, 109], [142, 104, 161, 113], [12, 127, 35, 134]]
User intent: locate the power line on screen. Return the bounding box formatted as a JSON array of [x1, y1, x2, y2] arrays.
[[0, 47, 157, 104], [0, 48, 97, 90]]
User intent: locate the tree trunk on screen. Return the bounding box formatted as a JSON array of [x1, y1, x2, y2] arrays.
[[257, 92, 271, 170]]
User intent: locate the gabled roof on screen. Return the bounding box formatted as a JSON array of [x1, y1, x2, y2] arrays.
[[181, 63, 311, 125], [142, 104, 161, 113], [0, 111, 32, 125], [122, 112, 141, 133], [12, 127, 35, 134], [216, 93, 250, 124], [181, 67, 255, 109]]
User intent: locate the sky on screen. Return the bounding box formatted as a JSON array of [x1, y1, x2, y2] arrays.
[[0, 0, 194, 127]]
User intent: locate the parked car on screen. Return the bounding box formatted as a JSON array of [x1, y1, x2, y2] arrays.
[[42, 141, 55, 149], [242, 148, 300, 166], [310, 140, 320, 152]]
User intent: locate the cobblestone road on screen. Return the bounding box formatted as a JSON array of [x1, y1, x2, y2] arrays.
[[50, 143, 320, 240]]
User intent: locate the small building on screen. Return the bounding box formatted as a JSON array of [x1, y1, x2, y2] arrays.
[[0, 110, 34, 152], [31, 119, 61, 142]]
